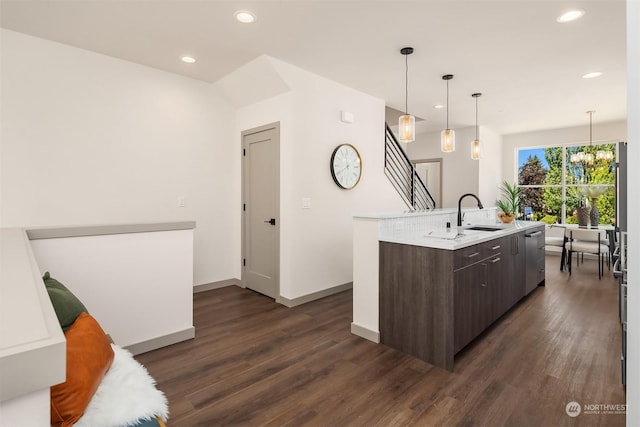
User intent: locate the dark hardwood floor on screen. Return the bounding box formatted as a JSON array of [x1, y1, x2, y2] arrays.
[[136, 255, 626, 426]]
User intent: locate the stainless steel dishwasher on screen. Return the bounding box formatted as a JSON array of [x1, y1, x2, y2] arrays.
[[525, 226, 545, 295]]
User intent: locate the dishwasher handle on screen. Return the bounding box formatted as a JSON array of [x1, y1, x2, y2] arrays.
[[525, 231, 543, 238]]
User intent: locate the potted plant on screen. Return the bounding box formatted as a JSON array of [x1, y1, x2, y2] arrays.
[[496, 181, 521, 223]]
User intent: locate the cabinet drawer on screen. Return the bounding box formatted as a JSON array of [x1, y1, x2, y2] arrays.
[[454, 240, 503, 270], [484, 239, 504, 258], [454, 243, 484, 269]]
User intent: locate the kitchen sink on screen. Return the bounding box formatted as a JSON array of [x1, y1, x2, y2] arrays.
[[465, 226, 503, 232]]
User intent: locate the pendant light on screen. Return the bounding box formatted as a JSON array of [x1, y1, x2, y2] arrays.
[[398, 47, 415, 143], [441, 74, 455, 152], [471, 93, 482, 160]]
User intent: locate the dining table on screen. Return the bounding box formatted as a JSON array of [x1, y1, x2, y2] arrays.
[[559, 223, 615, 271]]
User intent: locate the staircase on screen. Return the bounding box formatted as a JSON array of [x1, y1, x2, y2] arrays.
[[384, 123, 436, 210]]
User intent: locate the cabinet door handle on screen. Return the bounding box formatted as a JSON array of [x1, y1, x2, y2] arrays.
[[481, 263, 488, 287], [491, 245, 501, 250], [465, 252, 480, 258], [491, 257, 501, 263], [511, 236, 520, 255]]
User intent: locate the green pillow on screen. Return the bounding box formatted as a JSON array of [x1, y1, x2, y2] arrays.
[[43, 272, 88, 331]]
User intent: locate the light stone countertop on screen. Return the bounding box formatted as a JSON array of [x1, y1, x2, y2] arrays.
[[380, 221, 545, 250]]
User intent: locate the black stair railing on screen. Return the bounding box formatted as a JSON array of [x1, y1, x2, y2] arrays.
[[384, 123, 436, 210]]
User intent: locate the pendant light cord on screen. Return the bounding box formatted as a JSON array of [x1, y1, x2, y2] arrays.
[[475, 95, 479, 140], [405, 54, 409, 115], [446, 79, 449, 129], [589, 110, 593, 147]]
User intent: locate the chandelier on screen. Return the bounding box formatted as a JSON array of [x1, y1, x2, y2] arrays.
[[570, 110, 613, 165]]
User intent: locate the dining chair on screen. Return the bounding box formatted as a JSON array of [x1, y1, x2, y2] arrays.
[[599, 237, 612, 271], [545, 225, 567, 270], [566, 228, 610, 279]]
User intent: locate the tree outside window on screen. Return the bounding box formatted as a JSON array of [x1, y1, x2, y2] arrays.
[[519, 154, 546, 217], [517, 143, 616, 225]]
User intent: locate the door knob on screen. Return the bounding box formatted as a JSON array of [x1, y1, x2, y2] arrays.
[[264, 218, 276, 226]]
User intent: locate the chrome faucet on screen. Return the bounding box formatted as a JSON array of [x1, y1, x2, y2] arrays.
[[457, 193, 484, 227]]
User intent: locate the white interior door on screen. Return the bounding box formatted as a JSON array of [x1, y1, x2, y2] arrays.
[[242, 123, 279, 299], [414, 158, 442, 208]]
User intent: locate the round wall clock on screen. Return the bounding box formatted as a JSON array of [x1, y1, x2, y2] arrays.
[[330, 144, 362, 189]]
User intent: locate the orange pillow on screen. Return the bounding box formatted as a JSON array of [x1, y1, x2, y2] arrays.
[[51, 312, 114, 427]]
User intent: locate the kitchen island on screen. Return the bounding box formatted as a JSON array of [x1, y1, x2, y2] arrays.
[[352, 210, 545, 371]]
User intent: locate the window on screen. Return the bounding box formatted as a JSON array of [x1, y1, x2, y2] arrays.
[[517, 142, 617, 225]]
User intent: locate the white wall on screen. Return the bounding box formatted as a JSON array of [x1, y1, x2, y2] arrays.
[[1, 32, 407, 302], [0, 30, 239, 286], [29, 228, 194, 351], [501, 120, 627, 183], [626, 0, 639, 423], [477, 126, 502, 208], [406, 127, 483, 208], [233, 56, 406, 300]]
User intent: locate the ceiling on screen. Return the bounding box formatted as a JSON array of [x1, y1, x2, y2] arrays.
[[0, 0, 627, 136]]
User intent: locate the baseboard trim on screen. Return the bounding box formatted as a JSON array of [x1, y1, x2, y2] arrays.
[[194, 278, 242, 293], [351, 322, 380, 343], [124, 327, 195, 356], [276, 282, 353, 308]]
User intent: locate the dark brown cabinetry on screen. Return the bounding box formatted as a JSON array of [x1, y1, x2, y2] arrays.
[[503, 233, 526, 307], [453, 237, 511, 353], [454, 258, 498, 353], [380, 228, 542, 371]]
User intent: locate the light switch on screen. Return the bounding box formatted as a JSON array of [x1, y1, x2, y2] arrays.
[[178, 196, 186, 207], [302, 197, 311, 209]]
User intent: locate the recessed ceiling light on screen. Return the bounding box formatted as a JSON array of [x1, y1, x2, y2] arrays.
[[234, 10, 256, 23], [181, 56, 196, 64], [582, 71, 603, 79], [433, 104, 445, 109], [556, 9, 585, 23]]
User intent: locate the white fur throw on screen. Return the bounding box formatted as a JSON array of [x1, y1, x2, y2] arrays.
[[75, 344, 169, 427]]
